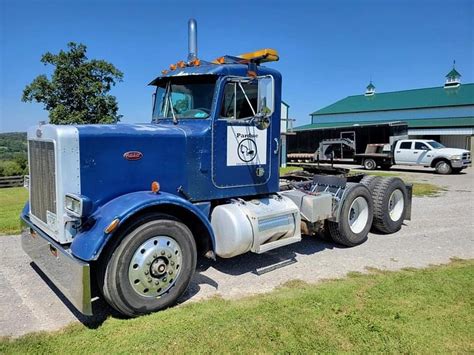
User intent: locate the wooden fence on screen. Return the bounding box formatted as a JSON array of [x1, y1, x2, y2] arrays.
[[0, 175, 24, 188]]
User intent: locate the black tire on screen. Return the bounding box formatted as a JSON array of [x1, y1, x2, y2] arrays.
[[372, 177, 408, 234], [360, 175, 382, 193], [363, 158, 377, 170], [435, 160, 452, 174], [99, 213, 197, 317], [328, 184, 373, 247]]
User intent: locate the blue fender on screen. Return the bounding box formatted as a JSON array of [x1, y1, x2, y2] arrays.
[[70, 191, 215, 261]]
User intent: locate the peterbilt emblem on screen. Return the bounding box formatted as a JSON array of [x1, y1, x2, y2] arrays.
[[36, 129, 42, 138], [123, 151, 143, 161]]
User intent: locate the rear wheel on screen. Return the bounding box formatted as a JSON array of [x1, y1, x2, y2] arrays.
[[435, 160, 452, 174], [99, 213, 197, 317], [328, 184, 373, 247], [360, 175, 382, 193], [363, 158, 377, 170], [372, 177, 408, 234]]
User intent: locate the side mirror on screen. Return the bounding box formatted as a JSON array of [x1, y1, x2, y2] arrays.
[[255, 76, 274, 130]]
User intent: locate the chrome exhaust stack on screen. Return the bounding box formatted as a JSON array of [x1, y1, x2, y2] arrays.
[[187, 18, 198, 62]]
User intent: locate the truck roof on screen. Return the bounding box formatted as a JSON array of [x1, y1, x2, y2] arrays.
[[149, 62, 281, 86]]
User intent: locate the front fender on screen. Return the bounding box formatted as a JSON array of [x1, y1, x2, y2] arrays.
[[70, 191, 214, 261]]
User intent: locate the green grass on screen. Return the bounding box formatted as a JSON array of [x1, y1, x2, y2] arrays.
[[279, 166, 302, 175], [0, 187, 27, 235], [1, 260, 473, 353]]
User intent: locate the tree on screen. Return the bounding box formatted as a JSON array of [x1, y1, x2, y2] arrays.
[[22, 42, 124, 124]]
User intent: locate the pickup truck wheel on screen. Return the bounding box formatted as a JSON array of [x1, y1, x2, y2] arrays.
[[328, 184, 373, 247], [372, 177, 408, 234], [435, 160, 452, 174], [363, 158, 377, 170], [99, 214, 197, 317]]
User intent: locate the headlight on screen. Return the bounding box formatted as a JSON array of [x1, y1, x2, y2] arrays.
[[451, 155, 461, 160], [65, 194, 92, 218]]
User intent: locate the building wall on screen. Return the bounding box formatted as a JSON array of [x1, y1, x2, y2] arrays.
[[311, 105, 474, 124]]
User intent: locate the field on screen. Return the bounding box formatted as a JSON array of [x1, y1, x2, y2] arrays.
[[1, 260, 472, 353], [0, 187, 28, 235]]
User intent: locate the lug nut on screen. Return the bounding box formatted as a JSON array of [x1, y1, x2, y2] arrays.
[[163, 277, 167, 282], [167, 253, 171, 258], [161, 251, 165, 255], [144, 270, 149, 275], [170, 261, 175, 266], [153, 253, 157, 258], [155, 280, 159, 285], [147, 278, 152, 282], [169, 270, 173, 275]]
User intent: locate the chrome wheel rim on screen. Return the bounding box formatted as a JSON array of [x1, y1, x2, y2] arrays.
[[347, 196, 369, 234], [438, 162, 450, 174], [388, 189, 404, 222], [365, 160, 375, 169], [128, 236, 182, 298]]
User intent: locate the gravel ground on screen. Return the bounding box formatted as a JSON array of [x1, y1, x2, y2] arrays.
[[1, 166, 473, 338]]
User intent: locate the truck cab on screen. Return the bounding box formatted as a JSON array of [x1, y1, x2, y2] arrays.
[[394, 139, 471, 174]]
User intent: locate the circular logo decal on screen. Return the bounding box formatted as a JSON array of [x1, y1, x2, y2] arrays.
[[123, 151, 143, 161], [237, 138, 258, 163]]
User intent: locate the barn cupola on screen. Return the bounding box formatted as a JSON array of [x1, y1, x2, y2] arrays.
[[445, 61, 461, 88], [365, 81, 376, 96]]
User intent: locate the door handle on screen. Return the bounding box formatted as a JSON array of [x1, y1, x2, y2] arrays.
[[273, 138, 279, 154], [413, 152, 418, 154], [396, 151, 401, 153]]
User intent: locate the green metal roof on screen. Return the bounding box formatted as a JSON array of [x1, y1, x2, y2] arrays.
[[295, 117, 474, 131], [311, 83, 474, 115], [446, 68, 461, 78]]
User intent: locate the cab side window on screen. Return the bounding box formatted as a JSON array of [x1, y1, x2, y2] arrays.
[[399, 142, 412, 149], [220, 82, 258, 119], [414, 142, 429, 150]]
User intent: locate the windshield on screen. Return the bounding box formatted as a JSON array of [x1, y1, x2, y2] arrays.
[[152, 76, 216, 120], [427, 141, 445, 149]]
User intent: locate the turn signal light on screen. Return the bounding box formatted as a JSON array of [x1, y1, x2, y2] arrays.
[[192, 58, 201, 66], [169, 64, 177, 70], [104, 218, 120, 234], [177, 60, 186, 68], [151, 181, 160, 193], [161, 69, 169, 75], [215, 56, 225, 64]]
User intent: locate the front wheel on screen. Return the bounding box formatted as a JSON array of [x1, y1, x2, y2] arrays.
[[363, 158, 377, 170], [435, 160, 452, 174], [99, 214, 197, 317]]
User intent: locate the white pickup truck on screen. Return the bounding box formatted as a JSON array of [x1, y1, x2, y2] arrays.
[[355, 139, 471, 174]]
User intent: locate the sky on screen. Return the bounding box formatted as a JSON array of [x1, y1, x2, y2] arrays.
[[0, 0, 473, 132]]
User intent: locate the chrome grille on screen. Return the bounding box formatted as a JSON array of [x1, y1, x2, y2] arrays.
[[29, 140, 56, 224]]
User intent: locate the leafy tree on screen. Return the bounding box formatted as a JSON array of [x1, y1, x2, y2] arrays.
[[22, 42, 124, 124]]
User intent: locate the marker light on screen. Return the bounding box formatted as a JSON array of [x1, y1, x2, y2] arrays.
[[170, 64, 177, 70], [192, 58, 201, 66], [104, 218, 120, 234], [151, 181, 160, 193], [177, 60, 186, 68], [162, 70, 169, 75], [238, 48, 279, 63]]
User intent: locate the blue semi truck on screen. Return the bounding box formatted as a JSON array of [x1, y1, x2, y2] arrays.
[[21, 20, 412, 317]]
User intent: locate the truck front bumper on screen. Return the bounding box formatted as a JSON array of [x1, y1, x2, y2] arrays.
[[20, 214, 93, 315], [451, 159, 471, 168]]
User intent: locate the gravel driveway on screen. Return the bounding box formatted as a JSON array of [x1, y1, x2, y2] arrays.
[[1, 166, 473, 338]]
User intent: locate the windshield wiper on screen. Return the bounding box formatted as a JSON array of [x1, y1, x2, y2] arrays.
[[164, 82, 178, 125]]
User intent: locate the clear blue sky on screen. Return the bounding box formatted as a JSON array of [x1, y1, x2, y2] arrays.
[[1, 0, 473, 132]]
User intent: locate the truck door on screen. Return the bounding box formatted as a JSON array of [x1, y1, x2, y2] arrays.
[[413, 141, 432, 165], [212, 76, 276, 188], [395, 141, 414, 164]]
